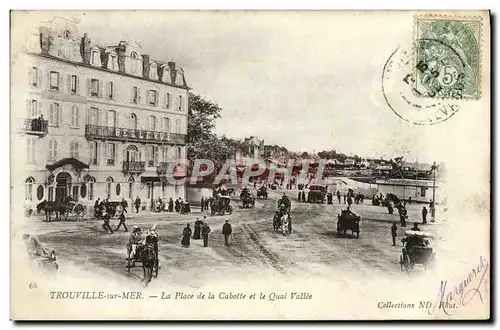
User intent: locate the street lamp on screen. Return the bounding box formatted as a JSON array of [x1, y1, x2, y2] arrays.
[[431, 161, 438, 222]]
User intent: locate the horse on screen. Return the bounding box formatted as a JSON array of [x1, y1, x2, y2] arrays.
[[138, 243, 157, 286], [37, 201, 67, 222]]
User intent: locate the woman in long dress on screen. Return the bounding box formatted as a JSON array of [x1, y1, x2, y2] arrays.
[[181, 224, 192, 247], [193, 219, 202, 240]]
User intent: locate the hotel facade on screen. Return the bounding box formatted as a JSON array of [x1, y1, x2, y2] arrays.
[[12, 17, 189, 212]]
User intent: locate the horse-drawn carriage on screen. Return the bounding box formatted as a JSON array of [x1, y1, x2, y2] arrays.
[[307, 184, 327, 203], [240, 188, 256, 208], [37, 197, 86, 221], [210, 196, 233, 216], [256, 186, 268, 199], [273, 207, 291, 236], [399, 230, 435, 272], [337, 209, 361, 238], [126, 233, 159, 286]]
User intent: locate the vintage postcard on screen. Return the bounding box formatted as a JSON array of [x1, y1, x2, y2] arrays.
[[10, 10, 490, 320]]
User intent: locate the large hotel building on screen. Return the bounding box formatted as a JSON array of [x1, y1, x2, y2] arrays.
[[12, 16, 188, 212]]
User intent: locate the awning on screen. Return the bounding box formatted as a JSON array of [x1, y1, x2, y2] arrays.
[[46, 158, 89, 171], [141, 176, 162, 183]]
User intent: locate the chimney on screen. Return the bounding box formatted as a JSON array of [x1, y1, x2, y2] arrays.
[[116, 43, 126, 73], [168, 61, 176, 83], [142, 54, 150, 78], [99, 47, 108, 69], [39, 26, 51, 54], [80, 33, 91, 64]]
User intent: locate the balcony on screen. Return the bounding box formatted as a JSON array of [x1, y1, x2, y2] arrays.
[[157, 161, 187, 178], [24, 118, 48, 136], [123, 161, 146, 173], [85, 124, 186, 145]]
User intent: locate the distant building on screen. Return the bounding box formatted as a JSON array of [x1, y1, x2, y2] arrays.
[[376, 178, 442, 203], [241, 136, 264, 159]]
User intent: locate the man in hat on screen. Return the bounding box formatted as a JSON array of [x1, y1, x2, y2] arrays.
[[411, 223, 421, 232], [181, 224, 192, 247], [391, 222, 398, 246], [201, 220, 211, 248], [134, 196, 141, 213], [193, 218, 202, 240], [422, 206, 428, 224], [129, 226, 143, 258], [222, 219, 232, 246], [115, 211, 128, 232]]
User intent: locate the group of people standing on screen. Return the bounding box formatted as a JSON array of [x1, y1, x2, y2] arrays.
[[151, 197, 191, 214], [181, 216, 233, 248]]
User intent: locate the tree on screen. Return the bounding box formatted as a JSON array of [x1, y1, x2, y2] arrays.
[[187, 92, 222, 144]]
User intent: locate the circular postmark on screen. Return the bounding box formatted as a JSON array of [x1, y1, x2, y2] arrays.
[[381, 42, 463, 125]]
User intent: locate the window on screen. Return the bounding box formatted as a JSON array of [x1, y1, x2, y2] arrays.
[[129, 113, 137, 130], [178, 95, 183, 111], [148, 115, 157, 131], [132, 86, 139, 103], [106, 143, 116, 166], [148, 90, 158, 106], [89, 141, 98, 165], [162, 117, 170, 133], [70, 141, 79, 159], [131, 51, 138, 59], [91, 50, 100, 66], [70, 75, 77, 93], [106, 177, 114, 199], [48, 139, 58, 162], [421, 187, 426, 197], [30, 67, 38, 87], [176, 146, 182, 159], [109, 54, 117, 70], [175, 118, 181, 133], [87, 177, 95, 200], [48, 187, 54, 201], [91, 79, 99, 97], [72, 185, 79, 199], [71, 106, 80, 127], [80, 183, 87, 198], [116, 184, 121, 196], [89, 107, 99, 126], [37, 185, 44, 201], [26, 138, 36, 164], [50, 71, 60, 91], [130, 52, 139, 74], [49, 103, 60, 126], [27, 99, 37, 118], [107, 82, 114, 99], [25, 177, 35, 200], [164, 93, 172, 109], [107, 110, 116, 128], [161, 146, 169, 161], [175, 184, 180, 196], [63, 30, 71, 38], [147, 146, 159, 167]]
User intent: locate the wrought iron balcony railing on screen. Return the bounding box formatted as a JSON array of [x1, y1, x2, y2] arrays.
[[24, 118, 48, 135], [85, 124, 185, 145], [122, 161, 146, 173]]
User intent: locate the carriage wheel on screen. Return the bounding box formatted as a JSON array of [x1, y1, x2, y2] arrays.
[[403, 254, 411, 273]]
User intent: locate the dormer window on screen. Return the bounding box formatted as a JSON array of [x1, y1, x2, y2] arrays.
[[130, 51, 139, 74], [63, 30, 71, 38], [108, 53, 118, 71], [150, 63, 158, 80], [91, 49, 100, 66], [131, 51, 138, 59]]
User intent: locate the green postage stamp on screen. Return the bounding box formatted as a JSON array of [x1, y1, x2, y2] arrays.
[[414, 15, 482, 100]]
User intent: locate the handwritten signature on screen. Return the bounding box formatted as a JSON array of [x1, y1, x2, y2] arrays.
[[428, 256, 489, 316]]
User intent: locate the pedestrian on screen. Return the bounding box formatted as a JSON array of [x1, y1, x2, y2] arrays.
[[411, 223, 421, 231], [337, 191, 341, 203], [120, 198, 128, 213], [193, 218, 202, 239], [168, 198, 174, 212], [115, 212, 128, 232], [347, 196, 353, 208], [175, 198, 180, 212], [298, 191, 302, 202], [343, 194, 347, 204], [400, 207, 407, 227], [222, 219, 232, 246], [429, 200, 436, 221], [102, 210, 113, 234], [388, 202, 394, 214], [205, 198, 210, 211], [181, 224, 192, 247], [391, 223, 397, 246], [201, 196, 205, 212], [134, 196, 141, 213], [201, 221, 211, 247], [422, 206, 428, 224]]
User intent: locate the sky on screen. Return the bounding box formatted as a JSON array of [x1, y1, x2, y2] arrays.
[[13, 10, 483, 164]]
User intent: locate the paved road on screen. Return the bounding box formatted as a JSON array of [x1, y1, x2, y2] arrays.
[[22, 189, 447, 288]]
